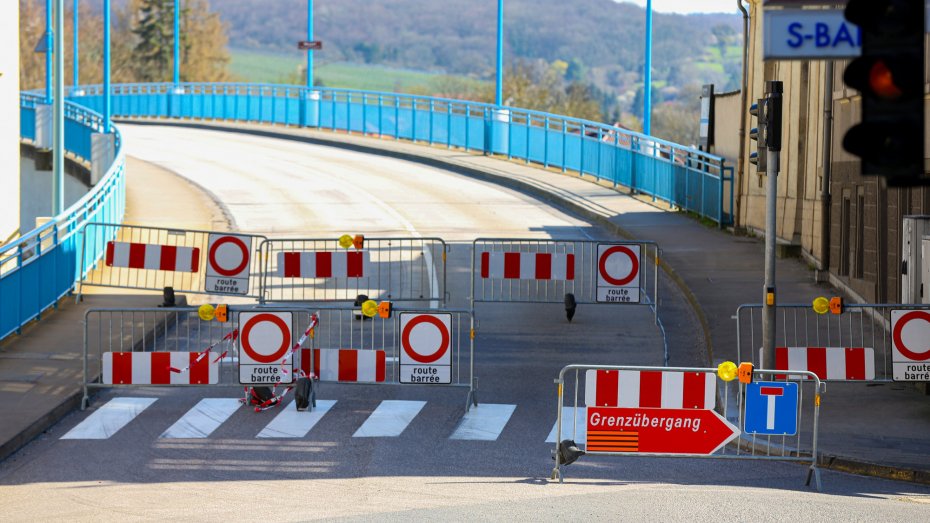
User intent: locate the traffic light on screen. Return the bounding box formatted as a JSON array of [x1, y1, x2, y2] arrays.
[[749, 100, 767, 173], [843, 0, 927, 186]]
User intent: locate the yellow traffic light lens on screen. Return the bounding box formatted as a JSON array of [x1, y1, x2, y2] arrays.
[[198, 303, 215, 321], [361, 299, 378, 318], [717, 361, 738, 382], [338, 234, 354, 249], [812, 296, 829, 315]]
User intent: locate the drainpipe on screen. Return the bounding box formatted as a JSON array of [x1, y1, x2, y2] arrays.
[[819, 61, 834, 275], [735, 0, 750, 230]]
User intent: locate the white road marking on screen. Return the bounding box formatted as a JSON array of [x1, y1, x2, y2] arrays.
[[256, 399, 337, 438], [60, 397, 158, 440], [159, 398, 241, 439], [352, 400, 426, 437], [449, 403, 516, 441], [545, 406, 587, 443]]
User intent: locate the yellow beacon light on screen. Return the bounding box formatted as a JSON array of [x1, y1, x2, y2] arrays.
[[338, 234, 354, 249], [812, 296, 829, 315], [198, 303, 215, 321], [717, 361, 738, 382], [361, 299, 378, 318]]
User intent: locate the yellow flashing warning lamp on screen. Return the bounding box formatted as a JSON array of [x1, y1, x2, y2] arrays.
[[214, 304, 228, 323], [353, 234, 365, 250], [765, 287, 775, 306], [738, 362, 754, 384], [829, 296, 843, 315], [717, 361, 738, 382], [198, 303, 215, 321], [338, 234, 354, 249], [377, 301, 393, 319], [812, 296, 829, 315], [361, 299, 378, 318]]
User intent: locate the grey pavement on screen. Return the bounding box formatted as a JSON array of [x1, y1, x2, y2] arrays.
[[2, 120, 928, 485]]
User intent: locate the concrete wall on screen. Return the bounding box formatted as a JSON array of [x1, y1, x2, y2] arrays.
[[0, 2, 20, 244]]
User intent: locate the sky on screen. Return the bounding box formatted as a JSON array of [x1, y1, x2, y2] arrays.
[[619, 0, 742, 15]]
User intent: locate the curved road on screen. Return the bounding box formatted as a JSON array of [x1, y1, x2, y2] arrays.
[[1, 124, 927, 520]]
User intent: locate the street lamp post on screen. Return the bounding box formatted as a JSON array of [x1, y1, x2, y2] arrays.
[[103, 0, 110, 128], [307, 0, 314, 87], [495, 0, 503, 106], [53, 0, 64, 214], [174, 0, 180, 85], [643, 0, 653, 135], [73, 0, 78, 87]]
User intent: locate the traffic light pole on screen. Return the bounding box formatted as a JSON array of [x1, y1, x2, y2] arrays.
[[762, 81, 782, 370]]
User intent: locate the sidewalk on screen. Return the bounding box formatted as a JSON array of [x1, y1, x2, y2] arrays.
[[194, 121, 930, 484], [3, 121, 929, 485], [0, 156, 227, 462]]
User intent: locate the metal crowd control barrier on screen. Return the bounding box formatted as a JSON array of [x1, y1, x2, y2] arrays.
[[77, 223, 267, 300], [81, 306, 317, 409], [551, 364, 824, 490], [296, 306, 477, 409], [258, 237, 448, 305], [81, 305, 477, 410], [735, 303, 930, 382], [470, 238, 668, 363]]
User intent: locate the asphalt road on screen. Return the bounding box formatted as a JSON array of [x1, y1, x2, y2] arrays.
[[2, 124, 928, 521]]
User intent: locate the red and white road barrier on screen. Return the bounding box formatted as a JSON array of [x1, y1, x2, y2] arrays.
[[106, 241, 200, 273], [479, 252, 575, 280], [168, 330, 237, 375], [775, 346, 875, 381], [585, 369, 716, 409], [301, 348, 386, 383], [103, 352, 219, 385], [277, 251, 370, 278]]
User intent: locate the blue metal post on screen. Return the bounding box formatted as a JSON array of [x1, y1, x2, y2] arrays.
[[174, 0, 180, 84], [53, 0, 64, 213], [45, 0, 52, 102], [307, 0, 314, 87], [72, 0, 78, 86], [495, 0, 503, 106], [643, 0, 653, 135], [103, 0, 111, 128]]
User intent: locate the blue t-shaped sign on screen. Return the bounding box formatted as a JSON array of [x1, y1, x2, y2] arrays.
[[744, 382, 799, 436]]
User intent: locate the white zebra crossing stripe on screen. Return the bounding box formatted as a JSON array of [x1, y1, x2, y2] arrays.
[[449, 403, 516, 441], [545, 407, 587, 443], [352, 400, 426, 437], [60, 397, 158, 440], [256, 400, 337, 438], [159, 398, 241, 439]]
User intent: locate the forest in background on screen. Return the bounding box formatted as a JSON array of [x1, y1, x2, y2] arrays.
[[21, 0, 743, 145]]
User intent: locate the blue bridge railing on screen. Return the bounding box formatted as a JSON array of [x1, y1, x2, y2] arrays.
[[69, 82, 733, 226], [1, 94, 126, 341]]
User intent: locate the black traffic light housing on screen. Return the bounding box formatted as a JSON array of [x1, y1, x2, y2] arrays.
[[749, 100, 767, 173], [843, 0, 927, 186]]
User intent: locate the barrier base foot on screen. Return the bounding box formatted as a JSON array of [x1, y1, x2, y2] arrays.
[[81, 395, 89, 411], [550, 466, 562, 483], [806, 465, 822, 492]]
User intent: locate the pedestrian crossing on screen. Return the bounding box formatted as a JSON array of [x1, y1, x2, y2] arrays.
[[60, 397, 583, 443]]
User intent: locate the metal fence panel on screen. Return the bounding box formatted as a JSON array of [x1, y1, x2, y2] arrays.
[[258, 237, 448, 305]]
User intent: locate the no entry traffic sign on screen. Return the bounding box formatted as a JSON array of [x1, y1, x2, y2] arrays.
[[595, 243, 641, 303], [891, 309, 930, 381], [399, 312, 452, 384], [239, 311, 294, 385], [206, 233, 253, 295]]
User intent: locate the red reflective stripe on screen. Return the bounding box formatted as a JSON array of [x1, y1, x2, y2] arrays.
[[128, 243, 146, 269], [151, 353, 172, 384], [480, 252, 489, 278], [535, 253, 552, 280], [160, 245, 177, 271], [190, 247, 200, 273], [375, 351, 386, 382], [774, 347, 788, 380], [313, 349, 320, 378], [316, 252, 332, 278], [845, 347, 866, 380], [284, 252, 301, 277], [300, 348, 312, 376], [189, 352, 209, 384], [807, 347, 827, 380], [682, 372, 706, 409], [504, 252, 521, 279], [759, 386, 784, 396], [346, 251, 364, 277], [105, 241, 115, 266], [594, 370, 619, 407], [338, 349, 357, 381], [566, 254, 575, 280], [112, 352, 132, 384], [639, 371, 663, 408]]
